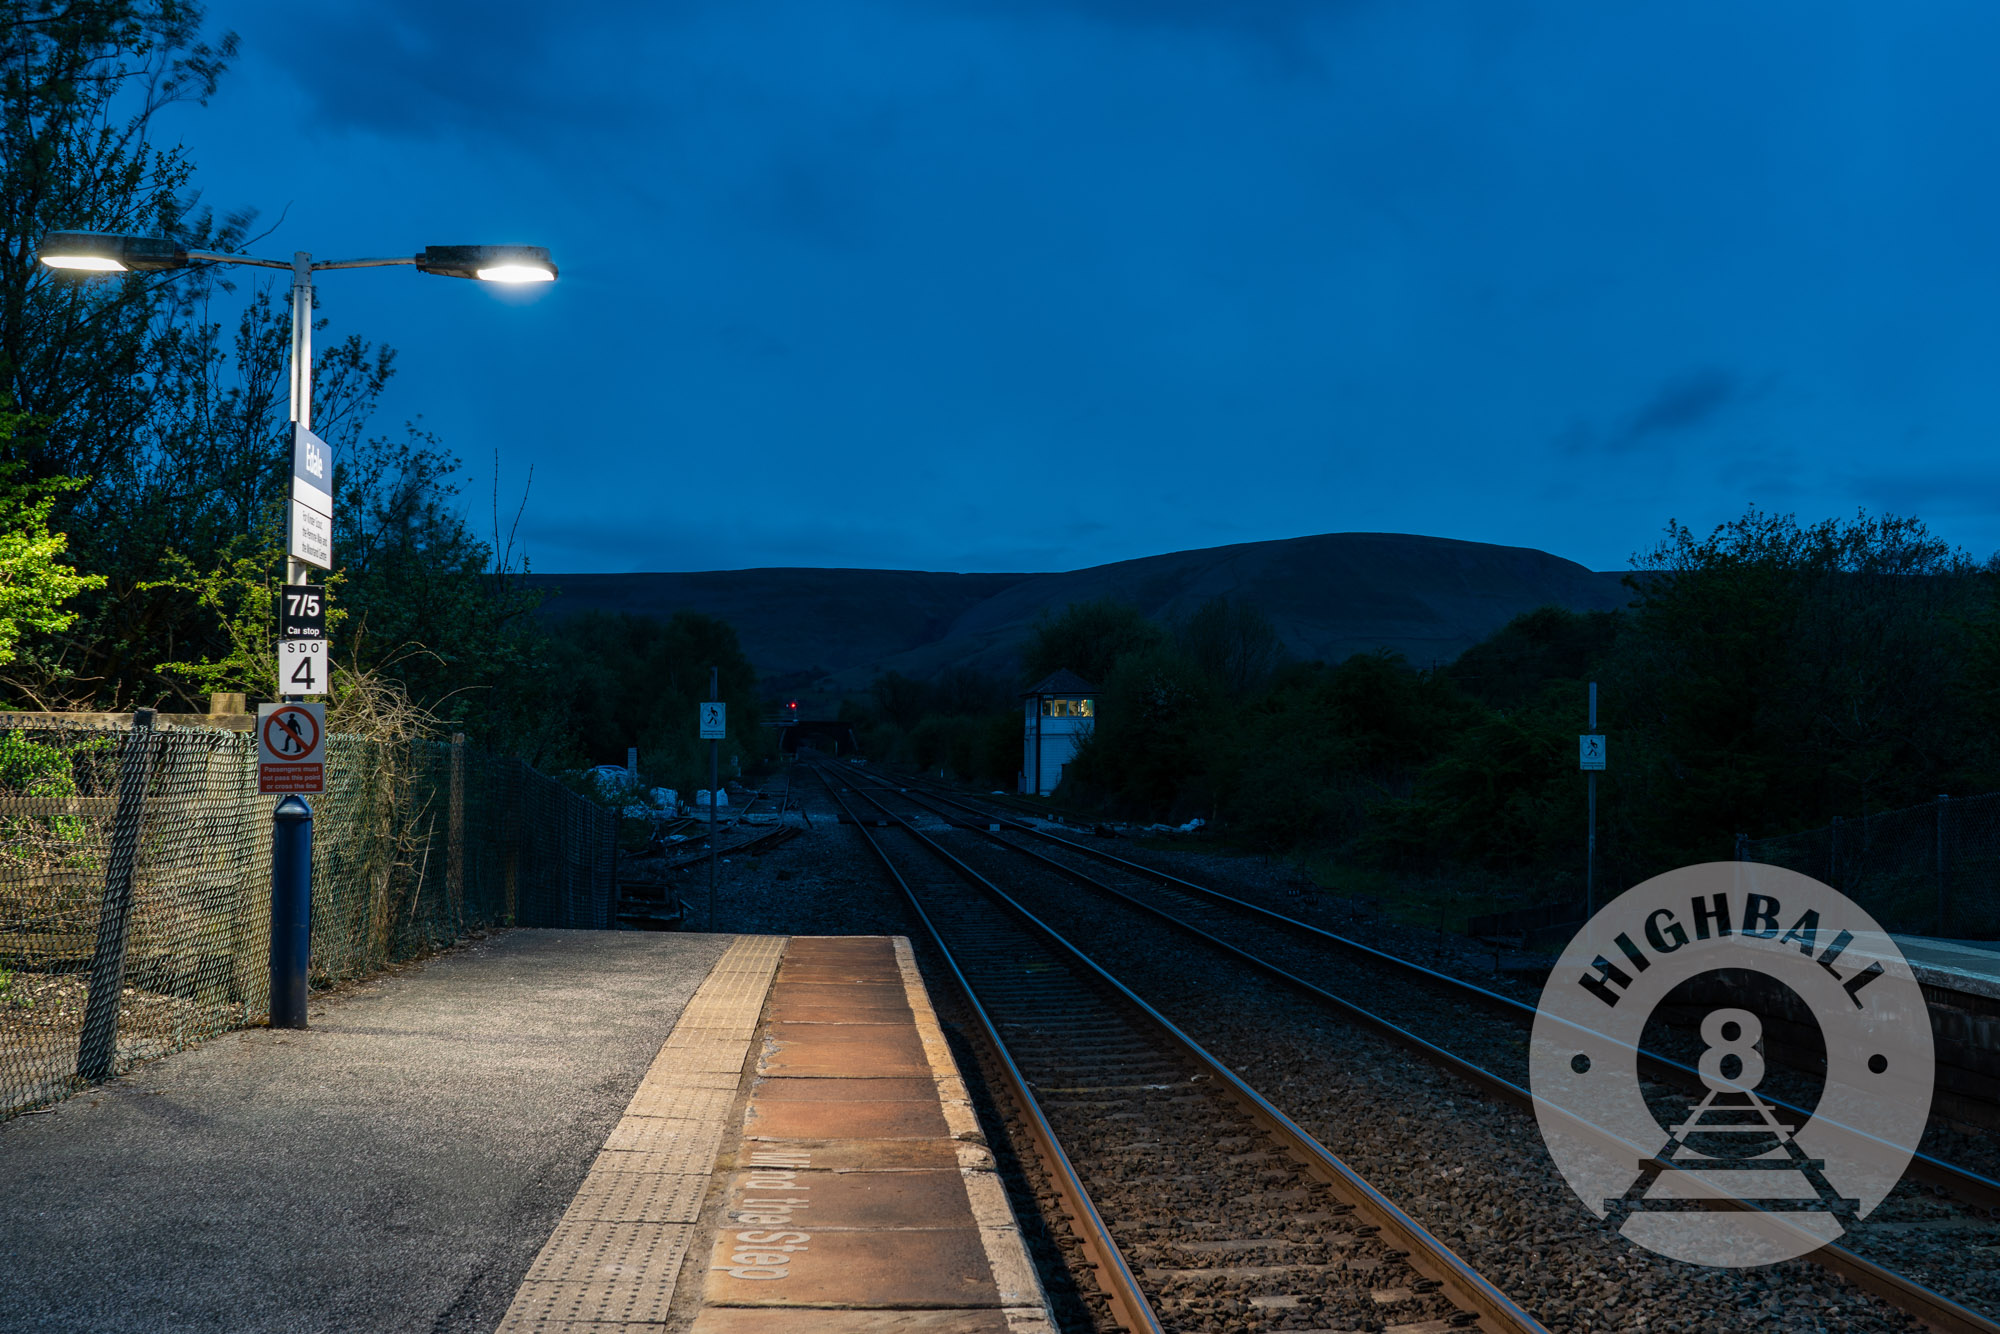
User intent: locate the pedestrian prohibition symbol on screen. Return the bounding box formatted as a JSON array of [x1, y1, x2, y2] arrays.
[[258, 702, 326, 794]]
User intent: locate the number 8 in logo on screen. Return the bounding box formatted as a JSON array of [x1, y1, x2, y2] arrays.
[[1697, 1007, 1766, 1093]]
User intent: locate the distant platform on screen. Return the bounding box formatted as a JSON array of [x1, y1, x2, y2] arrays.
[[1891, 935, 2000, 1004]]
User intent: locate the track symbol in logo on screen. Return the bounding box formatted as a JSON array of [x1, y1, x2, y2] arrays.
[[1529, 862, 1934, 1267]]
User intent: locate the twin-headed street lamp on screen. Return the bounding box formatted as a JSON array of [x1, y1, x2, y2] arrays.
[[38, 233, 557, 588], [38, 229, 557, 1030]]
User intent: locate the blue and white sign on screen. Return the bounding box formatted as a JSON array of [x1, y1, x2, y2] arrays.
[[291, 424, 335, 517], [1580, 734, 1606, 771], [700, 701, 726, 740], [288, 424, 335, 569]]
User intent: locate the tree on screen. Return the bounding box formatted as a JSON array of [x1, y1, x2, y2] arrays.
[[1174, 595, 1283, 696], [1448, 605, 1622, 710], [1611, 506, 1983, 865], [0, 2, 239, 493], [869, 671, 930, 733], [1064, 644, 1214, 818], [536, 611, 768, 785], [1021, 597, 1163, 686]]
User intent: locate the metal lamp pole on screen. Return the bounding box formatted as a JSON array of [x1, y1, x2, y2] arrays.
[[286, 252, 316, 590]]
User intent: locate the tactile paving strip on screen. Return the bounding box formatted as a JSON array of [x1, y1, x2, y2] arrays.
[[498, 1272, 682, 1329], [496, 935, 785, 1334], [592, 1144, 726, 1176], [626, 1083, 737, 1123], [566, 1171, 710, 1224], [525, 1219, 699, 1284], [647, 1039, 759, 1074], [603, 1118, 727, 1155]]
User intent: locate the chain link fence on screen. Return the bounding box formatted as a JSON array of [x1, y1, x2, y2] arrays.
[[1741, 791, 2000, 939], [0, 717, 615, 1119]]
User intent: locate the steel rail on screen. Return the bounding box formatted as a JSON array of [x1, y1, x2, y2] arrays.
[[808, 764, 1163, 1334], [816, 760, 1550, 1334], [883, 769, 2000, 1215], [854, 769, 2000, 1334]]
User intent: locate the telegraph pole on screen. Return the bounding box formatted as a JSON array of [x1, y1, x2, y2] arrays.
[[705, 667, 722, 932], [1584, 682, 1601, 919]]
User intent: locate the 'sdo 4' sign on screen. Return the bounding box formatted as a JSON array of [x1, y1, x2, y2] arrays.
[[279, 638, 329, 697]]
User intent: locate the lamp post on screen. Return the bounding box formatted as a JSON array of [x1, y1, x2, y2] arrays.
[[38, 229, 557, 1029]]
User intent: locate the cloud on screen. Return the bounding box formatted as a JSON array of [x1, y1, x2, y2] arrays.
[[232, 0, 688, 143], [1559, 366, 1766, 455], [1624, 368, 1742, 443], [1846, 464, 2000, 518]]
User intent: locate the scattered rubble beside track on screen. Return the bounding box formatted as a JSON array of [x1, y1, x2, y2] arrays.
[[810, 758, 1548, 1334]]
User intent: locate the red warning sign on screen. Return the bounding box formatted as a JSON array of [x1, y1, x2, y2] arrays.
[[257, 702, 326, 794]]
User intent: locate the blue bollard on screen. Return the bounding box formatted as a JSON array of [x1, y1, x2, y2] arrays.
[[270, 794, 314, 1029]]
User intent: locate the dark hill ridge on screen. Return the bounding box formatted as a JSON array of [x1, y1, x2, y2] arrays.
[[525, 532, 1633, 688]]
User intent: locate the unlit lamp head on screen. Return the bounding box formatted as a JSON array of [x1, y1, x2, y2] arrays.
[[417, 245, 558, 283]]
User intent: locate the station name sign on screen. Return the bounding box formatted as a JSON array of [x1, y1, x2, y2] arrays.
[[288, 424, 335, 570]]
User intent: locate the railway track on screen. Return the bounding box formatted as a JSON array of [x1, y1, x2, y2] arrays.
[[618, 773, 802, 927], [808, 758, 1547, 1334], [835, 763, 2000, 1334], [880, 769, 2000, 1205]]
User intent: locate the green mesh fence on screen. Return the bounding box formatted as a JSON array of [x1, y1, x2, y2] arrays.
[[1741, 791, 2000, 940], [0, 717, 615, 1119]]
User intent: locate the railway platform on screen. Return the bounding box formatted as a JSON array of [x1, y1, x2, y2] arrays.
[[497, 933, 1051, 1334], [0, 929, 1048, 1334]]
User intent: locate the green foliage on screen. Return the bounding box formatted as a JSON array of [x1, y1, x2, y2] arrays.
[[1174, 595, 1283, 696], [0, 728, 103, 854], [870, 672, 931, 732], [1055, 507, 2000, 901], [1584, 508, 1984, 871], [1448, 606, 1619, 710], [1177, 652, 1475, 846], [1066, 645, 1216, 817], [1367, 707, 1579, 871], [0, 2, 778, 776], [538, 611, 771, 787], [0, 459, 102, 666], [1021, 597, 1165, 686], [909, 712, 1020, 788], [0, 727, 79, 797], [0, 2, 252, 701], [846, 667, 1018, 784]]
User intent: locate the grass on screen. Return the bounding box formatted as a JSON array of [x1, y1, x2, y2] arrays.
[[1281, 850, 1555, 936]]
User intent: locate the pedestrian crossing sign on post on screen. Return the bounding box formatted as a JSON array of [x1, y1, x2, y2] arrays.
[[1580, 734, 1606, 771], [700, 702, 726, 739]]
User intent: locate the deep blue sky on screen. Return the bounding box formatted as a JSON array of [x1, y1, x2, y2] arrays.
[[176, 1, 2000, 574]]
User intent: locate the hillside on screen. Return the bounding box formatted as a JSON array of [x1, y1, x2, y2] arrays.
[[525, 532, 1634, 691]]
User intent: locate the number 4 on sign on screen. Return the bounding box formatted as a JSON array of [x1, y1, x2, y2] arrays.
[[279, 639, 330, 697]]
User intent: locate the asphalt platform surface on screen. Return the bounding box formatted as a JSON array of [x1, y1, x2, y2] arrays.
[[0, 929, 735, 1334]]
